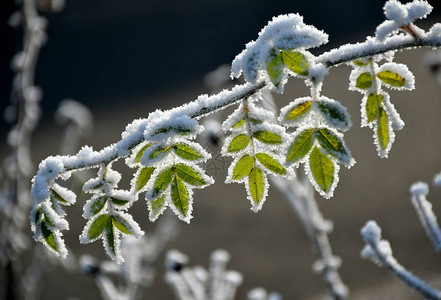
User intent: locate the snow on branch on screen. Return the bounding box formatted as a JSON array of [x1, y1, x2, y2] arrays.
[[361, 221, 441, 300]]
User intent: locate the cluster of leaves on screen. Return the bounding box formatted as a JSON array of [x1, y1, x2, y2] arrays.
[[349, 55, 414, 157], [32, 183, 75, 255], [221, 94, 290, 211], [127, 120, 214, 224], [279, 86, 355, 198], [80, 165, 143, 263]]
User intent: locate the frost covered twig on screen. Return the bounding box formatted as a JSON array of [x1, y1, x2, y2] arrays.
[[361, 221, 441, 300], [271, 176, 348, 300], [410, 181, 441, 252]]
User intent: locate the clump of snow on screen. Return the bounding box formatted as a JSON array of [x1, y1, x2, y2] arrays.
[[231, 13, 328, 91], [410, 181, 429, 196], [376, 0, 432, 41]]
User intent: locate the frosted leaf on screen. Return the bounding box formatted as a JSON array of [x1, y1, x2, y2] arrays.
[[382, 97, 405, 131], [51, 183, 76, 206], [304, 147, 340, 199], [41, 202, 69, 231], [278, 97, 314, 128], [315, 97, 352, 132], [377, 62, 415, 90], [427, 24, 441, 40]]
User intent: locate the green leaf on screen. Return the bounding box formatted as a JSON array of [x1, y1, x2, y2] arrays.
[[253, 130, 282, 144], [135, 166, 155, 192], [377, 107, 390, 150], [88, 214, 110, 240], [266, 49, 284, 86], [105, 220, 115, 255], [111, 197, 130, 206], [90, 196, 108, 216], [134, 143, 151, 163], [152, 167, 174, 197], [309, 147, 335, 193], [149, 146, 171, 160], [228, 134, 250, 152], [155, 126, 193, 135], [366, 93, 383, 123], [377, 71, 405, 87], [174, 143, 202, 160], [316, 128, 349, 159], [250, 118, 263, 125], [285, 101, 312, 121], [41, 221, 57, 251], [35, 207, 42, 224], [356, 72, 373, 89], [281, 49, 309, 76], [232, 119, 245, 128], [248, 167, 265, 205], [232, 155, 254, 180], [256, 153, 286, 175], [353, 59, 370, 66], [150, 196, 166, 217], [171, 177, 189, 216], [175, 163, 206, 186], [286, 128, 315, 163], [317, 101, 349, 127], [50, 187, 67, 203], [112, 215, 133, 235], [89, 182, 104, 190]]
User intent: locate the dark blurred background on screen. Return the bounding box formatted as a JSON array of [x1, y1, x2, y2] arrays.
[[2, 1, 441, 299]]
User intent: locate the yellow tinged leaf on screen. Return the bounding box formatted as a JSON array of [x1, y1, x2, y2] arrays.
[[286, 101, 312, 121]]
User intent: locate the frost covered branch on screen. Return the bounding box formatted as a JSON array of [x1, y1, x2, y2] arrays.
[[271, 176, 348, 300], [361, 221, 441, 300], [410, 181, 441, 251], [28, 0, 441, 267]]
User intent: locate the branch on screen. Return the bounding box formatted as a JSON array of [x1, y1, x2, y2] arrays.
[[361, 221, 441, 300]]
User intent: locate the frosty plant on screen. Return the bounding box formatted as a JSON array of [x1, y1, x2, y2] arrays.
[[29, 0, 441, 264]]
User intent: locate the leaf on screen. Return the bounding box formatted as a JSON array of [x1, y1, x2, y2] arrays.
[[377, 71, 405, 87], [250, 118, 263, 125], [281, 49, 309, 76], [353, 59, 370, 66], [88, 214, 110, 240], [356, 72, 373, 89], [317, 101, 349, 128], [50, 187, 67, 203], [366, 93, 383, 123], [248, 167, 265, 205], [152, 167, 174, 197], [309, 147, 335, 193], [134, 143, 151, 163], [175, 163, 206, 186], [256, 153, 286, 175], [174, 143, 203, 160], [112, 215, 133, 235], [135, 166, 155, 192], [111, 197, 130, 206], [266, 49, 284, 86], [316, 128, 349, 160], [171, 177, 189, 216], [285, 101, 312, 121], [228, 134, 250, 152], [232, 119, 245, 128], [232, 155, 254, 180], [105, 220, 116, 256], [150, 196, 166, 217], [90, 196, 107, 216], [35, 207, 42, 224], [155, 126, 193, 135], [377, 107, 390, 151], [253, 130, 282, 144], [41, 221, 57, 251], [89, 182, 104, 190], [287, 128, 315, 163], [149, 146, 171, 160]]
